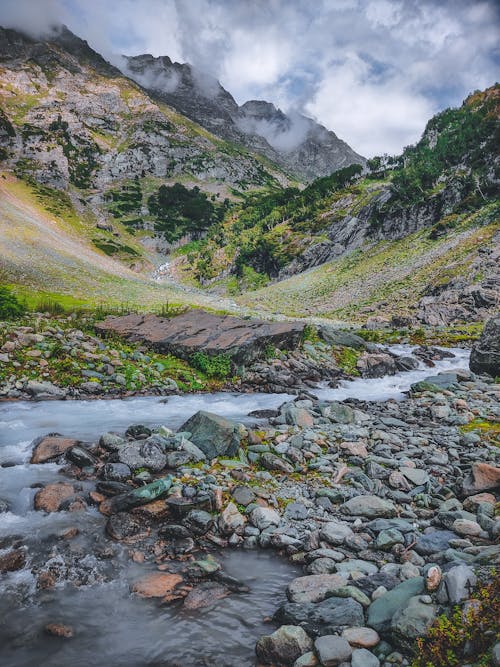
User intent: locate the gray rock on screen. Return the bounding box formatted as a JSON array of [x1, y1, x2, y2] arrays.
[[99, 432, 126, 452], [367, 577, 424, 632], [287, 574, 348, 604], [320, 521, 354, 545], [314, 635, 352, 666], [437, 565, 477, 605], [351, 648, 380, 667], [375, 528, 404, 550], [251, 506, 281, 530], [414, 530, 456, 556], [231, 485, 256, 506], [255, 625, 313, 665], [177, 411, 240, 460], [276, 597, 365, 635], [391, 595, 437, 649], [117, 440, 166, 472], [341, 495, 397, 518], [25, 380, 66, 398], [470, 316, 500, 376], [492, 641, 500, 667], [102, 463, 131, 482]]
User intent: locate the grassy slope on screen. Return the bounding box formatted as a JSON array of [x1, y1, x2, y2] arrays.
[[236, 202, 499, 321], [0, 172, 244, 312]]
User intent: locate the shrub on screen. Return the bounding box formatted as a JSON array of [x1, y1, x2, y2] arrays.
[[0, 286, 25, 319], [191, 351, 232, 378]]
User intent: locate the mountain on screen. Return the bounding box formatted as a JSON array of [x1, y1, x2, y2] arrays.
[[124, 53, 365, 181], [173, 85, 500, 326]]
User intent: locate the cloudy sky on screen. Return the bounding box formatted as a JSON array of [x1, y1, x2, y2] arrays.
[[1, 0, 499, 156]]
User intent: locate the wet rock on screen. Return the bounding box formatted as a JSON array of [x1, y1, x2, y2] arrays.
[[105, 476, 173, 513], [31, 435, 79, 464], [106, 512, 151, 543], [131, 572, 185, 602], [99, 432, 126, 452], [287, 574, 348, 603], [45, 623, 74, 638], [341, 495, 396, 518], [125, 424, 152, 439], [0, 548, 26, 573], [178, 410, 241, 460], [314, 635, 352, 666], [34, 483, 78, 512], [256, 625, 313, 665], [96, 480, 131, 496], [183, 582, 230, 610], [367, 577, 424, 633], [357, 353, 397, 378], [342, 627, 380, 648], [183, 509, 213, 535], [66, 445, 97, 468], [469, 316, 500, 376]]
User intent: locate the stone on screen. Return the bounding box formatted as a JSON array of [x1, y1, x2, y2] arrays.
[[341, 495, 396, 518], [284, 406, 314, 427], [391, 596, 437, 650], [425, 565, 442, 592], [117, 441, 166, 472], [0, 549, 26, 573], [251, 506, 281, 530], [438, 565, 477, 605], [97, 311, 305, 365], [102, 463, 131, 482], [287, 574, 348, 603], [231, 485, 256, 506], [285, 502, 309, 520], [99, 432, 126, 452], [65, 445, 97, 468], [357, 352, 397, 378], [414, 530, 456, 556], [400, 467, 429, 486], [183, 582, 230, 610], [125, 424, 152, 439], [260, 452, 294, 474], [105, 476, 173, 513], [183, 510, 213, 535], [463, 462, 500, 494], [452, 518, 482, 537], [219, 502, 245, 535], [375, 529, 404, 550], [31, 435, 79, 464], [45, 623, 74, 638], [255, 625, 313, 665], [351, 648, 380, 667], [314, 635, 352, 666], [342, 627, 380, 648], [131, 572, 184, 602], [34, 483, 77, 512], [320, 521, 354, 546], [25, 380, 66, 399], [177, 411, 241, 460], [276, 597, 365, 635], [106, 512, 150, 543], [492, 642, 500, 667], [367, 577, 424, 633], [469, 316, 500, 376], [293, 651, 319, 667]]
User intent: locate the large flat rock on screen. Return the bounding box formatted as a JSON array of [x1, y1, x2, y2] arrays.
[[96, 311, 305, 364]]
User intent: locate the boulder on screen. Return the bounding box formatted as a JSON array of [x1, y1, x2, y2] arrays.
[[470, 316, 500, 376], [391, 596, 437, 650], [131, 572, 185, 602], [367, 577, 424, 633], [341, 495, 397, 518], [96, 311, 305, 364], [117, 440, 166, 472], [314, 635, 352, 666], [178, 411, 240, 460], [462, 462, 500, 495], [287, 574, 348, 604], [34, 483, 78, 512], [31, 435, 79, 464], [256, 625, 313, 665], [357, 353, 397, 378], [0, 548, 26, 573], [276, 597, 365, 635]]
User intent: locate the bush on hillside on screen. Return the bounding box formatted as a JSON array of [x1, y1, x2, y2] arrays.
[[0, 286, 25, 319]]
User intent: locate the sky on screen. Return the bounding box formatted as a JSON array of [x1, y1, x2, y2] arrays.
[[0, 0, 499, 157]]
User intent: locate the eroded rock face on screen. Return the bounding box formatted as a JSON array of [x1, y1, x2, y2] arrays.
[[470, 316, 500, 377]]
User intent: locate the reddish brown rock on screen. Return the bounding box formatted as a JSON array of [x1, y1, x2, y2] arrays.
[[131, 572, 185, 602], [34, 483, 76, 512], [463, 492, 496, 511], [45, 623, 74, 638], [463, 462, 500, 495], [96, 311, 305, 364], [31, 436, 79, 464], [0, 549, 26, 573]]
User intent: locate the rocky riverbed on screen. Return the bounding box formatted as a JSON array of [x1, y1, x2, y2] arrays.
[[0, 342, 498, 667]]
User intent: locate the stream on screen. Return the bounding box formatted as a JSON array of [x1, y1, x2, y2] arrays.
[[0, 345, 470, 666]]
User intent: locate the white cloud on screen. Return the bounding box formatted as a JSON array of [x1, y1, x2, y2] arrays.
[[0, 0, 498, 157]]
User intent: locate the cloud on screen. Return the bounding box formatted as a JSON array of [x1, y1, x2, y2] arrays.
[[0, 0, 498, 157]]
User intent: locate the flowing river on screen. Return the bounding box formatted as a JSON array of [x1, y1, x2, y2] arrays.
[[0, 345, 470, 666]]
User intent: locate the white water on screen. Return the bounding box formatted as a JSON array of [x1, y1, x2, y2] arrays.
[[315, 345, 470, 402]]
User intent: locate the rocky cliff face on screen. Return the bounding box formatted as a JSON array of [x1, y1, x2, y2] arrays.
[[0, 26, 286, 210], [124, 54, 365, 182]]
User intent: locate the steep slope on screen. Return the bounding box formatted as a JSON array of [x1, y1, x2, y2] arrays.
[[175, 86, 500, 325], [0, 25, 291, 263], [124, 54, 365, 182]]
